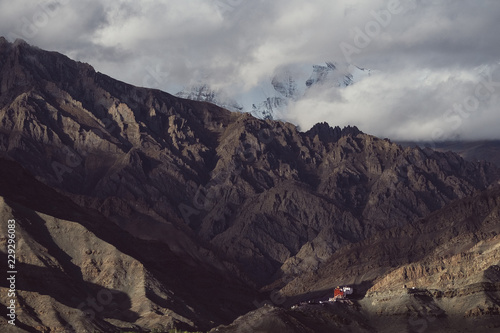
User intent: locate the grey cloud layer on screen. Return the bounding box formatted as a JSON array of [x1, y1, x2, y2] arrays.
[[1, 0, 499, 140]]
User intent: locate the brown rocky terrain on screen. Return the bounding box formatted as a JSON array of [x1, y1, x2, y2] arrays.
[[213, 188, 500, 332], [0, 159, 258, 332], [0, 38, 499, 332]]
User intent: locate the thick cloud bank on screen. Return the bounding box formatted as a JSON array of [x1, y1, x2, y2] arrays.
[[1, 0, 500, 140]]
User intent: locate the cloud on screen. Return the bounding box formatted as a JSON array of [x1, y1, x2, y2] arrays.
[[0, 0, 499, 140], [287, 65, 500, 140]]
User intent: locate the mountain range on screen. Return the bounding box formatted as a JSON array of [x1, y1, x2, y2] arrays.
[[0, 38, 499, 332]]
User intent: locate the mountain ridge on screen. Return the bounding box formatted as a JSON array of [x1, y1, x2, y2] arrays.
[[0, 38, 499, 332]]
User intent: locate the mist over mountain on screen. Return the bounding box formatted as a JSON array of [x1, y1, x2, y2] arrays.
[[3, 1, 500, 142], [176, 62, 371, 121], [0, 39, 499, 332]]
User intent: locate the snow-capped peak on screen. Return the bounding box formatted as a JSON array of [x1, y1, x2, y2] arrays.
[[176, 62, 371, 120]]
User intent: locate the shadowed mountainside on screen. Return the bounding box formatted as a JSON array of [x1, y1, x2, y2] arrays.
[[0, 38, 499, 332], [0, 159, 258, 332], [213, 188, 500, 332], [399, 141, 500, 167]]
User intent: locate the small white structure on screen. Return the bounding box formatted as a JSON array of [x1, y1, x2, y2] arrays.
[[342, 287, 353, 295]]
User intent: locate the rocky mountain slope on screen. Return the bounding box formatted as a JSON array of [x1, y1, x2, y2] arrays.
[[0, 158, 258, 332], [0, 38, 499, 332], [213, 187, 500, 332]]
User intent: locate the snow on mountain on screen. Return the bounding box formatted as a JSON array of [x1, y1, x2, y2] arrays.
[[306, 62, 371, 88], [176, 62, 371, 120]]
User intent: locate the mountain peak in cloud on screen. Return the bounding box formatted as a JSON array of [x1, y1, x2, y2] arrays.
[[176, 61, 371, 120]]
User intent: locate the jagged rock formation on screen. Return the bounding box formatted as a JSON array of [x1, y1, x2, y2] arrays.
[[204, 117, 498, 283], [0, 38, 499, 332], [305, 62, 361, 88]]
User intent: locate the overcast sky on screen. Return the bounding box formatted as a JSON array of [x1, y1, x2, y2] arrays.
[[1, 0, 500, 141]]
